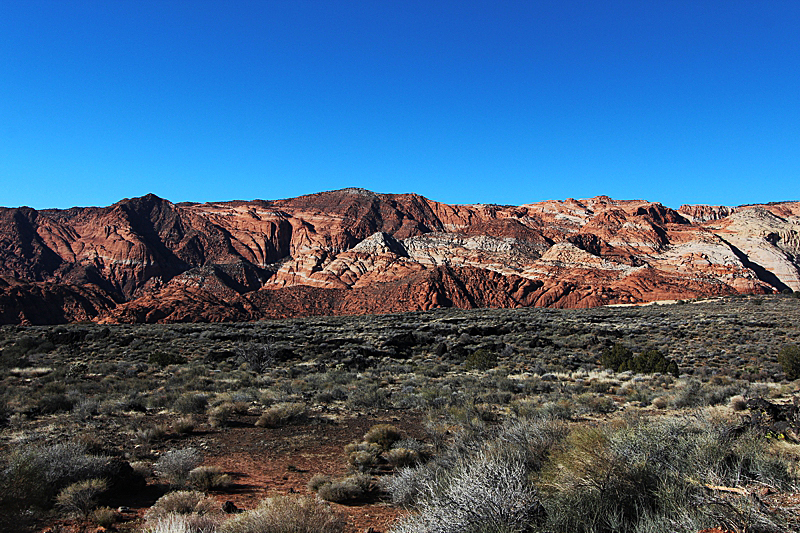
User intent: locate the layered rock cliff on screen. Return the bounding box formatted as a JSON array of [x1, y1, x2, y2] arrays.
[[1, 189, 797, 324]]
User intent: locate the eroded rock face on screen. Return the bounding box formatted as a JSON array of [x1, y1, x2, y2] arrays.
[[1, 189, 798, 324]]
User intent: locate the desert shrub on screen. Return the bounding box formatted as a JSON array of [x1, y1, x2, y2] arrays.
[[651, 395, 669, 409], [173, 393, 209, 415], [364, 423, 403, 450], [236, 343, 276, 373], [576, 393, 617, 414], [187, 465, 232, 491], [0, 440, 122, 515], [208, 403, 235, 429], [306, 473, 333, 493], [381, 466, 425, 507], [347, 450, 378, 472], [392, 437, 426, 454], [386, 411, 793, 533], [149, 351, 187, 367], [671, 379, 705, 408], [730, 395, 748, 411], [144, 490, 218, 522], [154, 448, 203, 487], [136, 424, 169, 444], [344, 441, 382, 473], [346, 384, 389, 409], [778, 344, 800, 380], [389, 447, 545, 533], [144, 513, 221, 533], [703, 383, 745, 406], [313, 385, 348, 404], [255, 402, 307, 428], [315, 473, 371, 503], [601, 344, 679, 376], [91, 505, 118, 527], [535, 400, 574, 420], [496, 416, 568, 471], [131, 460, 154, 479], [464, 348, 497, 370], [174, 416, 195, 434], [72, 397, 99, 420], [37, 392, 76, 414], [386, 447, 420, 468], [56, 478, 107, 518], [217, 495, 346, 533], [539, 415, 794, 533]]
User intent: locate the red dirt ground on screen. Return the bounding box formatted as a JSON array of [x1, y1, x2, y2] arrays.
[[192, 408, 424, 532]]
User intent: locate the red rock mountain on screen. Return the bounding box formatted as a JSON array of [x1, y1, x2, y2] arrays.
[[1, 189, 798, 324]]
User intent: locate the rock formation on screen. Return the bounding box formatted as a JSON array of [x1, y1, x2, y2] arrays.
[[0, 189, 798, 324]]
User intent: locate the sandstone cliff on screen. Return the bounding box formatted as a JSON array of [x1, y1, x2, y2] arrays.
[[1, 189, 797, 324]]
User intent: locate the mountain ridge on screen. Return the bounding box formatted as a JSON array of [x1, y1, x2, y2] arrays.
[[1, 189, 798, 324]]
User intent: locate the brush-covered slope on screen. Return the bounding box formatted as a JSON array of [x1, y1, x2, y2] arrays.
[[0, 189, 798, 324]]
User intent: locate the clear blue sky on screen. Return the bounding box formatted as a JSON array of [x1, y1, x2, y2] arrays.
[[1, 1, 798, 210]]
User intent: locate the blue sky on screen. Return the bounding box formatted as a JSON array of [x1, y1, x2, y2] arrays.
[[1, 1, 798, 210]]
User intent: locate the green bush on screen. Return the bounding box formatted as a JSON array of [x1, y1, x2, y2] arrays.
[[464, 348, 497, 370], [777, 344, 800, 380], [600, 344, 679, 376], [149, 351, 187, 367]]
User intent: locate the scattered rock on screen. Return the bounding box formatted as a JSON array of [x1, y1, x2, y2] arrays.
[[222, 500, 239, 513]]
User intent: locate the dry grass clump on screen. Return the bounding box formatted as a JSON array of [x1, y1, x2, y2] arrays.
[[174, 416, 195, 434], [364, 423, 403, 450], [136, 423, 169, 444], [344, 441, 381, 473], [144, 512, 221, 533], [255, 402, 307, 428], [730, 394, 748, 411], [386, 447, 421, 468], [208, 403, 235, 429], [306, 473, 333, 492], [187, 465, 232, 491], [144, 490, 218, 522], [55, 478, 107, 518], [217, 495, 346, 533], [314, 473, 372, 503], [91, 505, 118, 528]]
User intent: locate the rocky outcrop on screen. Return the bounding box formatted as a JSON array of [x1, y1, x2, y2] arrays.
[[678, 205, 736, 223], [0, 189, 797, 324]]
